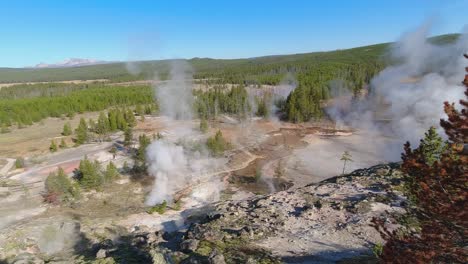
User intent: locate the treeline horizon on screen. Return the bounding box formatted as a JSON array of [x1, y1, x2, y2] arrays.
[[0, 34, 459, 127], [0, 34, 458, 84]]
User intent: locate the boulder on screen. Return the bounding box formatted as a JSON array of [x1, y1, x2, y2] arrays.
[[180, 239, 199, 253], [208, 249, 226, 264], [150, 249, 168, 264], [96, 248, 108, 259]]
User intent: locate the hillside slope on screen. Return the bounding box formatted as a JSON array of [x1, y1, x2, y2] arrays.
[[0, 34, 458, 84], [2, 164, 408, 263]]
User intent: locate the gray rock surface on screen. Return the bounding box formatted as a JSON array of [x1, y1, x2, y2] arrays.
[[169, 163, 406, 263]]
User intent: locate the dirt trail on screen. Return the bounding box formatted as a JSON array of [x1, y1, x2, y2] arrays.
[[0, 158, 15, 176], [174, 149, 259, 200]]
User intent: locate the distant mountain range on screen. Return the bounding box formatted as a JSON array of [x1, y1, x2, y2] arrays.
[[31, 58, 110, 68]]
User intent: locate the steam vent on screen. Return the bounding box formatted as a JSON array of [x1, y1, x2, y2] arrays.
[[0, 3, 467, 263]]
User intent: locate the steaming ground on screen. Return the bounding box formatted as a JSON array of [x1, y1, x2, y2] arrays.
[[327, 24, 468, 160], [5, 25, 466, 259], [0, 118, 389, 204], [284, 132, 396, 186]]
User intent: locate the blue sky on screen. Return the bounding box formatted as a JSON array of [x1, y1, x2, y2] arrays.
[[0, 0, 467, 67]]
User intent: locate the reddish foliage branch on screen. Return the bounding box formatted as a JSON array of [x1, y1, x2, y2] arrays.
[[373, 55, 468, 263]]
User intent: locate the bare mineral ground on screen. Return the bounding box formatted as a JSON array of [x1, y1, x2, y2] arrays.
[[0, 114, 394, 261]]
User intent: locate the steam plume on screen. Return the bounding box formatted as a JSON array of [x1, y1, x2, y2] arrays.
[[155, 60, 194, 120], [327, 24, 468, 160], [144, 60, 225, 206]]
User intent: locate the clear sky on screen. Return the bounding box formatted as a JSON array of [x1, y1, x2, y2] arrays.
[[0, 0, 467, 67]]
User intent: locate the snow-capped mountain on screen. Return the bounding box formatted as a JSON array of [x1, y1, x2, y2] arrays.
[[33, 58, 108, 68]]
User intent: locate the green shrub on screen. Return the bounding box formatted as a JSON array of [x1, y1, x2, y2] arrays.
[[147, 201, 167, 214], [15, 157, 25, 169], [44, 167, 80, 203], [104, 161, 119, 183], [75, 157, 103, 190], [75, 118, 88, 145], [62, 122, 72, 136], [124, 127, 133, 147], [49, 140, 58, 152], [172, 200, 182, 211], [206, 130, 231, 156], [372, 243, 383, 257], [136, 134, 151, 165]]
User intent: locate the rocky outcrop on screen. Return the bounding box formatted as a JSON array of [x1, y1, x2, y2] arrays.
[[163, 163, 407, 263], [0, 164, 408, 263]]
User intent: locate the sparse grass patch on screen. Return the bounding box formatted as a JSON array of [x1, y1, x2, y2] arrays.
[[372, 243, 383, 257], [195, 240, 215, 256], [15, 157, 25, 168], [172, 200, 183, 211], [147, 200, 167, 214]]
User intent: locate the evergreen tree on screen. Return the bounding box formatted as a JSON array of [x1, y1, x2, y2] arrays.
[[96, 112, 110, 135], [340, 151, 353, 175], [137, 134, 151, 163], [15, 157, 25, 168], [135, 104, 145, 121], [104, 161, 119, 182], [418, 126, 448, 165], [49, 140, 58, 152], [75, 118, 88, 145], [124, 127, 133, 147], [0, 84, 155, 129], [440, 60, 468, 144], [144, 104, 153, 115], [116, 109, 127, 130], [256, 95, 270, 118], [373, 56, 468, 263], [125, 109, 137, 127], [194, 85, 251, 119], [75, 157, 103, 190], [108, 110, 118, 131], [87, 118, 96, 133], [287, 92, 299, 123], [62, 122, 72, 136], [200, 118, 208, 133], [206, 130, 231, 156], [44, 167, 80, 203]]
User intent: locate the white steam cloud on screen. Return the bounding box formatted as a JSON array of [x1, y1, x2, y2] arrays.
[[156, 60, 194, 120], [37, 221, 79, 255], [327, 24, 468, 160], [145, 141, 189, 205], [248, 73, 297, 120], [144, 60, 226, 206]]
